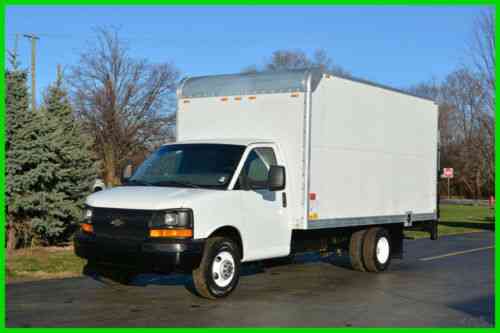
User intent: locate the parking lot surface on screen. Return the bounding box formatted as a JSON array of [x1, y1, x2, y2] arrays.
[[6, 232, 494, 327]]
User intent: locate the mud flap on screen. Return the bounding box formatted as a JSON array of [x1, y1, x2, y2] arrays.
[[430, 219, 439, 240], [390, 225, 404, 259]]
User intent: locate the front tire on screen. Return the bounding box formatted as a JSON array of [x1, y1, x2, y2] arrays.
[[193, 237, 241, 299]]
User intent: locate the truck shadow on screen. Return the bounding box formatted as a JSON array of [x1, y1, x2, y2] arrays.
[[448, 295, 494, 325], [83, 262, 269, 297], [83, 252, 353, 297], [439, 221, 494, 231]]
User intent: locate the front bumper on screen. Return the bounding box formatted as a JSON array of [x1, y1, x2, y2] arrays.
[[74, 231, 205, 273]]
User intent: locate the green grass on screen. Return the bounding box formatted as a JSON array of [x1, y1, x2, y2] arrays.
[[406, 204, 494, 239], [5, 204, 495, 282], [6, 247, 85, 281]]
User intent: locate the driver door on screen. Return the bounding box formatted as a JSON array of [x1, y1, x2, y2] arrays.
[[234, 145, 291, 261]]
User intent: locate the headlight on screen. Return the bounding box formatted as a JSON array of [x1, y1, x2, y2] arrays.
[[81, 207, 94, 233], [84, 207, 93, 221], [150, 209, 193, 228], [164, 213, 178, 226]]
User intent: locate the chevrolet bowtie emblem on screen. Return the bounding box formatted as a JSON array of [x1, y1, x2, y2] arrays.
[[110, 219, 125, 227]]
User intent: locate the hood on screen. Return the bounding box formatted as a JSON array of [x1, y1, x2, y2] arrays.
[[86, 186, 215, 210]]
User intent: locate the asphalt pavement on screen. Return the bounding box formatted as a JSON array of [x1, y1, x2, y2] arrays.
[[6, 232, 494, 327]]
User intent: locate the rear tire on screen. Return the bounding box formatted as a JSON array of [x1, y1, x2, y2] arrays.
[[362, 227, 392, 272], [349, 229, 367, 272], [193, 237, 241, 299]]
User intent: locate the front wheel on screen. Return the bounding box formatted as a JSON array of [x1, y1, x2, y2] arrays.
[[193, 237, 241, 299]]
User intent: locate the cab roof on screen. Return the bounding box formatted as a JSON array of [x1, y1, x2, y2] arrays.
[[164, 138, 273, 147]]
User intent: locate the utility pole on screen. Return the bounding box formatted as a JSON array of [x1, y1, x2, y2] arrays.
[[23, 33, 39, 111], [56, 64, 62, 82], [13, 33, 19, 58]]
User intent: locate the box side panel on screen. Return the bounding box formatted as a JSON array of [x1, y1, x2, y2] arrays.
[[308, 76, 438, 228], [177, 93, 307, 228]]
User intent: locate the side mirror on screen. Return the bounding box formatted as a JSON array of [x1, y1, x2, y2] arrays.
[[268, 165, 286, 191], [122, 163, 133, 182]]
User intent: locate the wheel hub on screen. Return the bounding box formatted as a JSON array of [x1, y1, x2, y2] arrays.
[[211, 251, 235, 288], [221, 260, 234, 280], [376, 236, 390, 264]]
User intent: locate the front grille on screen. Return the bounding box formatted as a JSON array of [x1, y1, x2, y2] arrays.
[[91, 208, 152, 241]]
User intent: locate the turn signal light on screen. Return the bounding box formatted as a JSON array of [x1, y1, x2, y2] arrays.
[[309, 212, 319, 220], [81, 223, 93, 233], [149, 229, 193, 238]]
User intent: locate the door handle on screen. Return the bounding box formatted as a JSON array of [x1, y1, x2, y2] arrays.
[[282, 193, 287, 208]]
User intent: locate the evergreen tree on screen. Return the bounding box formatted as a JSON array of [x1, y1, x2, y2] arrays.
[[30, 74, 97, 244], [6, 62, 97, 247], [6, 62, 34, 249]]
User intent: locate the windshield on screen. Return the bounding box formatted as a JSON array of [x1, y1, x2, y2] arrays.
[[126, 144, 245, 190]]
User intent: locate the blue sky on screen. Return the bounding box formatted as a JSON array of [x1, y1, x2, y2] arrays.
[[6, 5, 490, 101]]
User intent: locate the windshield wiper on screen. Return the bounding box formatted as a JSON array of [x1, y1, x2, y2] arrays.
[[152, 180, 202, 189], [123, 179, 154, 186]]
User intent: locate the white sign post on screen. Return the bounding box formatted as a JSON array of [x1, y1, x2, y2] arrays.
[[442, 168, 454, 199]]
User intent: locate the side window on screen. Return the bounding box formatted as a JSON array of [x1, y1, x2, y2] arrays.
[[240, 147, 277, 190]]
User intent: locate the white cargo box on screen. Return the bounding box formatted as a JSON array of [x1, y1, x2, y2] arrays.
[[177, 69, 438, 230]]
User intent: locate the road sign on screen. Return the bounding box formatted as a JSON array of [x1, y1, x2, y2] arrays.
[[442, 168, 454, 199], [442, 168, 454, 179]]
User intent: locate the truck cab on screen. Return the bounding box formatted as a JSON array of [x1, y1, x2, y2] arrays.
[[75, 139, 291, 298]]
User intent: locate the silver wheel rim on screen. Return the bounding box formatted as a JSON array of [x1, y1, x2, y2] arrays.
[[211, 251, 235, 288], [376, 236, 390, 264]]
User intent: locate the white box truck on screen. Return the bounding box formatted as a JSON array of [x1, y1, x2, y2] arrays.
[[75, 69, 439, 299]]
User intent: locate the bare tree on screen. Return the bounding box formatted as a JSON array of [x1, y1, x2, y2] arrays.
[[408, 69, 494, 199], [471, 8, 495, 196], [471, 7, 495, 115], [243, 48, 351, 76], [406, 9, 495, 199], [312, 49, 351, 77], [265, 49, 311, 71], [69, 28, 180, 185]]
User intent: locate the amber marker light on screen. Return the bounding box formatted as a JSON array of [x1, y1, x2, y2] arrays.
[[309, 212, 319, 220], [81, 223, 94, 233], [149, 229, 193, 238]]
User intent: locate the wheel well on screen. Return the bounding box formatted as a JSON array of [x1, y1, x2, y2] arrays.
[[209, 226, 243, 259]]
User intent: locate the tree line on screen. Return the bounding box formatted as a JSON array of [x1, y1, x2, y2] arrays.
[[5, 9, 494, 249]]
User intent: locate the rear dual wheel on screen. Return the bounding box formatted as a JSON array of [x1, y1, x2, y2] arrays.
[[349, 227, 392, 272]]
